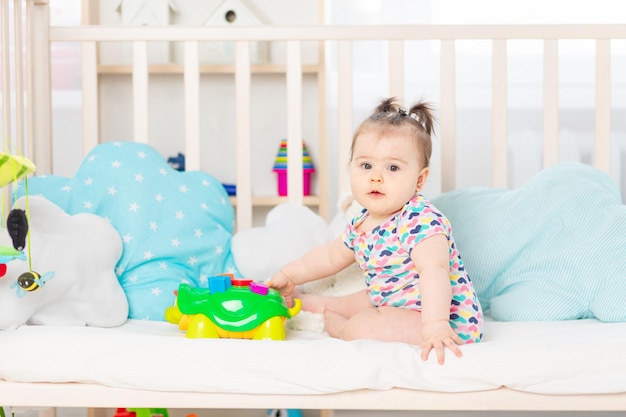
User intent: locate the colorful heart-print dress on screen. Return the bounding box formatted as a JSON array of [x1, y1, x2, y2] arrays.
[[342, 193, 483, 343]]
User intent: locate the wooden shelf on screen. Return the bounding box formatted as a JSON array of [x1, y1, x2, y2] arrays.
[[85, 0, 328, 222], [97, 64, 322, 75], [229, 195, 320, 207]]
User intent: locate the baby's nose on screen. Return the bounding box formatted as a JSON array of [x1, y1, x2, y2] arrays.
[[369, 171, 383, 182]]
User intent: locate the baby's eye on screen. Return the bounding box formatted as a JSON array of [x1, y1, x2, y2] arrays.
[[389, 165, 400, 172], [361, 163, 372, 170]]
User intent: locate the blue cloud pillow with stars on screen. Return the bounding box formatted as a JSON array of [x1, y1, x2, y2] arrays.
[[16, 141, 241, 320]]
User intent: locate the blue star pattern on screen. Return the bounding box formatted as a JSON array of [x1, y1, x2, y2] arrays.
[[15, 141, 241, 320]]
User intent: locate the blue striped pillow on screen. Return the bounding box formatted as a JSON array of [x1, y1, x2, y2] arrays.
[[432, 162, 626, 322]]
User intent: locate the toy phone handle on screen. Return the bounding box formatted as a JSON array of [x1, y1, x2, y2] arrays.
[[288, 298, 302, 317]]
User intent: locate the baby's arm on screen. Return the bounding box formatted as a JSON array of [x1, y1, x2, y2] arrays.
[[411, 234, 463, 364], [268, 236, 354, 306]]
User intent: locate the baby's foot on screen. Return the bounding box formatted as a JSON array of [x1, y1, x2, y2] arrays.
[[298, 293, 328, 314]]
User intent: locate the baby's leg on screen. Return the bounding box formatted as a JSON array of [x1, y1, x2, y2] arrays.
[[328, 306, 424, 345], [323, 309, 349, 338], [300, 290, 371, 317]]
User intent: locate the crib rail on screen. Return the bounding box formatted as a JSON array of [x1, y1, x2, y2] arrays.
[[3, 0, 625, 230]]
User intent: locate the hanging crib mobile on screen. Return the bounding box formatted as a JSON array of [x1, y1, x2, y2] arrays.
[[0, 151, 51, 297]]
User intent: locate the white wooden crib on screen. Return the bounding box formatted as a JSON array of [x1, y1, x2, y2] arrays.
[[1, 0, 625, 415]]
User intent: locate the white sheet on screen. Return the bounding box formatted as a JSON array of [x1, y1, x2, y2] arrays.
[[0, 318, 624, 396]]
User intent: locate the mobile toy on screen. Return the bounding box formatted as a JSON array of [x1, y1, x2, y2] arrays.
[[0, 151, 44, 290], [165, 274, 301, 340]]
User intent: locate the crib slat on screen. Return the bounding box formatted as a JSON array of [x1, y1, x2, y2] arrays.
[[337, 40, 353, 198], [440, 40, 456, 192], [235, 40, 252, 231], [492, 39, 508, 188], [26, 0, 52, 174], [543, 39, 559, 168], [316, 39, 328, 220], [183, 40, 200, 171], [13, 0, 25, 153], [87, 409, 106, 417], [25, 0, 35, 156], [1, 0, 11, 145], [81, 41, 99, 154], [389, 40, 404, 102], [595, 39, 611, 174], [133, 41, 149, 144], [37, 408, 56, 417], [1, 0, 13, 206], [286, 40, 304, 204]]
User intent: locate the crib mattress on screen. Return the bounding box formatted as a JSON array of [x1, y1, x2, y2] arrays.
[[0, 317, 624, 396]]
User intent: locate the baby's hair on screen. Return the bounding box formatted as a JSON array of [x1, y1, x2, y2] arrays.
[[351, 97, 436, 168]]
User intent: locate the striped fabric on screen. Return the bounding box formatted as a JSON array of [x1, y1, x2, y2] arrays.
[[432, 162, 626, 322]]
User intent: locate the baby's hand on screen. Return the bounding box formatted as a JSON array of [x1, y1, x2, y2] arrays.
[[266, 270, 296, 307], [420, 320, 463, 365]]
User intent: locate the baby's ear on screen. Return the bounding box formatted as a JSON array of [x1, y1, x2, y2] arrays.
[[416, 167, 430, 190]]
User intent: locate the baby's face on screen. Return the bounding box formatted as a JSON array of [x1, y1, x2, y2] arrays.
[[349, 130, 428, 223]]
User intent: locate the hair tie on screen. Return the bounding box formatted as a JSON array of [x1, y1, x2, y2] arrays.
[[398, 107, 421, 125]]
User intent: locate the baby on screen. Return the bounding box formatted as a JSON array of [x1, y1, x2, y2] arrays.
[[268, 98, 483, 364]]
